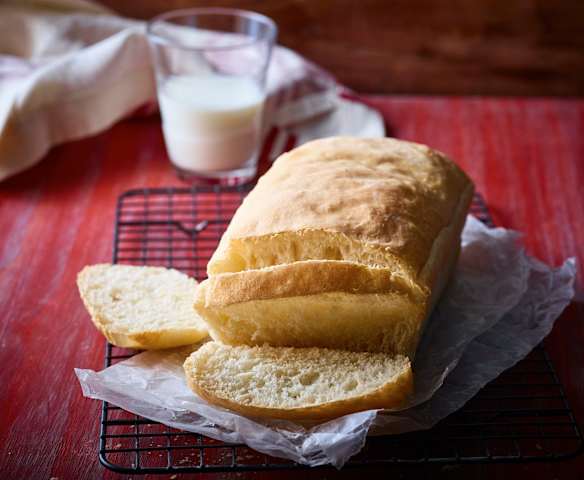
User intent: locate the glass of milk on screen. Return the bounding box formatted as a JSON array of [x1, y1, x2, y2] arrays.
[[147, 8, 277, 184]]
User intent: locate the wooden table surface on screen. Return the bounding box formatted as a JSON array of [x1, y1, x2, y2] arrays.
[[1, 96, 583, 479]]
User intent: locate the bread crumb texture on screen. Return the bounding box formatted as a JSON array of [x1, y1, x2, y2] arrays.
[[185, 342, 411, 410], [77, 264, 207, 348]]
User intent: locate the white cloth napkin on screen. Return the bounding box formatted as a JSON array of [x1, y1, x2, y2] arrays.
[[0, 0, 384, 182]]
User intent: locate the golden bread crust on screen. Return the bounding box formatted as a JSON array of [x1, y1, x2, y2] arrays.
[[208, 136, 473, 286], [197, 260, 424, 308]]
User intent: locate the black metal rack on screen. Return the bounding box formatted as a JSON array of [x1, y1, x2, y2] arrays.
[[99, 186, 583, 474]]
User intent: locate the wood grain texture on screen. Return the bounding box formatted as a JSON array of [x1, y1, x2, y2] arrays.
[[98, 0, 584, 96], [0, 98, 583, 479]]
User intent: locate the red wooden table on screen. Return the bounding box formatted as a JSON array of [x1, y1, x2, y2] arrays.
[[1, 96, 583, 479]]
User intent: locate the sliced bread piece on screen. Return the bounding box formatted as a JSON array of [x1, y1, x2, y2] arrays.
[[183, 342, 413, 422], [77, 264, 208, 349]]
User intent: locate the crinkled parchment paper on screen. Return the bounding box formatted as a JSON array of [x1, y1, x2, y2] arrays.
[[75, 216, 575, 468]]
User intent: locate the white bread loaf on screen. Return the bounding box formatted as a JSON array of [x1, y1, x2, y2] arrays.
[[77, 264, 208, 349], [184, 342, 413, 422], [195, 137, 474, 358]]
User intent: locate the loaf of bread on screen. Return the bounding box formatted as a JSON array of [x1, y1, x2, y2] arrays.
[[194, 137, 474, 358], [77, 264, 208, 349], [184, 341, 413, 422]]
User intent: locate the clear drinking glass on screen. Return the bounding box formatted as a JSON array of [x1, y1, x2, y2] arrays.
[[147, 8, 277, 184]]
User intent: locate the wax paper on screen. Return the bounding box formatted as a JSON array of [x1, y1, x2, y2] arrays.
[[75, 216, 575, 468]]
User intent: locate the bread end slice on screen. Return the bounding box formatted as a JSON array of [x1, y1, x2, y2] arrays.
[[77, 264, 208, 349], [184, 342, 413, 423]]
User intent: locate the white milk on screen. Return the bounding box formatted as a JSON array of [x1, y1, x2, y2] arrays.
[[158, 75, 265, 173]]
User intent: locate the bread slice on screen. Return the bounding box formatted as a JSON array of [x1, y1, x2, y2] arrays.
[[183, 342, 413, 422], [196, 260, 424, 355], [195, 137, 474, 358], [77, 264, 208, 349]]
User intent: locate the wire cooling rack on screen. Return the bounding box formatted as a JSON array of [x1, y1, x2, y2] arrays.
[[99, 186, 583, 474]]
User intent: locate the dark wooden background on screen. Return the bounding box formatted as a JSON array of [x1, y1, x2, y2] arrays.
[[99, 0, 584, 96]]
